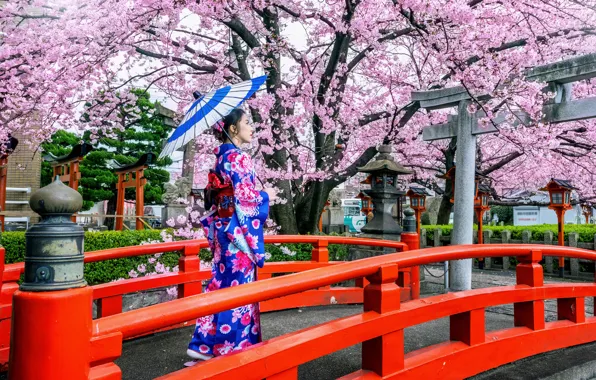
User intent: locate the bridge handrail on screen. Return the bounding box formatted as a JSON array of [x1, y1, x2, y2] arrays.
[[160, 282, 596, 379], [92, 244, 589, 340], [1, 236, 407, 281]]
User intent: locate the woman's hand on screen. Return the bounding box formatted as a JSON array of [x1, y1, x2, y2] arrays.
[[263, 187, 278, 203]]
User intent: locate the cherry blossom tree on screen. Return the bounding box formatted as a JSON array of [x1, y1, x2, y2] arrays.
[[1, 0, 595, 233]]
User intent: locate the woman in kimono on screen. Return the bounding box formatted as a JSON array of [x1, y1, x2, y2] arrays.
[[186, 109, 277, 364]]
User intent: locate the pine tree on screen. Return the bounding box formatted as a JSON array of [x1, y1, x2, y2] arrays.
[[41, 90, 174, 226]]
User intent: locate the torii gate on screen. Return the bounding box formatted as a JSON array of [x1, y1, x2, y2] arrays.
[[110, 153, 154, 231], [0, 136, 18, 231], [43, 143, 93, 223], [412, 53, 596, 291]]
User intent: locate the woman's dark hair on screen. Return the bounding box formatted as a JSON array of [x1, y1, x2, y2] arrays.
[[215, 108, 245, 143]]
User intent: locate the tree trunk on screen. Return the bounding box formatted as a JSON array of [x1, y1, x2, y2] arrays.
[[269, 178, 298, 235], [104, 195, 117, 230], [436, 137, 457, 225], [436, 195, 453, 225]]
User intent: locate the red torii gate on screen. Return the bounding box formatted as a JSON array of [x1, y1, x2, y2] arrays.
[[43, 143, 93, 222], [111, 153, 154, 231], [0, 136, 18, 231]]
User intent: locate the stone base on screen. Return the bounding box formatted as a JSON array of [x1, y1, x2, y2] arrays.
[[162, 204, 188, 227], [347, 232, 401, 260]]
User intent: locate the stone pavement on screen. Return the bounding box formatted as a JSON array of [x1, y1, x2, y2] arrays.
[[112, 266, 596, 379]]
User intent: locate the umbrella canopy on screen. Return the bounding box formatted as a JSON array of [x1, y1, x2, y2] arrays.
[[159, 75, 267, 158]]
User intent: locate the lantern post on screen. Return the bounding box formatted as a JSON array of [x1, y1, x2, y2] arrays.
[[541, 178, 575, 277], [9, 177, 92, 379], [474, 184, 492, 269], [357, 191, 373, 220], [406, 187, 430, 235], [581, 202, 593, 224]]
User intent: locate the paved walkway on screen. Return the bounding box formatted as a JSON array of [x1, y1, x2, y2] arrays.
[[115, 266, 596, 379]]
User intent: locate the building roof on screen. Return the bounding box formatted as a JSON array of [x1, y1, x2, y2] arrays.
[[477, 184, 492, 194], [407, 187, 430, 196], [540, 178, 576, 191], [43, 143, 93, 164], [109, 152, 155, 172]]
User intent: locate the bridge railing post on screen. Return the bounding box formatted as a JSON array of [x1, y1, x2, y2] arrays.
[[514, 249, 545, 330], [0, 250, 18, 370], [8, 178, 100, 379], [362, 264, 403, 376], [312, 239, 330, 290], [177, 242, 203, 298]]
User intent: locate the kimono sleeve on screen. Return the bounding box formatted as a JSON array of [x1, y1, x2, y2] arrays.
[[223, 150, 269, 267]]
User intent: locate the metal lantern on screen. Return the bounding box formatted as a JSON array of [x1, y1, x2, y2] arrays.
[[540, 178, 576, 277], [407, 187, 430, 235], [21, 177, 86, 291]]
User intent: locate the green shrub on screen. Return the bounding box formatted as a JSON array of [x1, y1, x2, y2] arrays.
[[421, 224, 596, 243], [0, 230, 349, 285]]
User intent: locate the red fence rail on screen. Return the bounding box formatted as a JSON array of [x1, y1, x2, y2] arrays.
[[0, 236, 412, 370], [82, 244, 596, 380]]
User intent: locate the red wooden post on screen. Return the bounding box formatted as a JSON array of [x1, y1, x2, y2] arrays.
[[362, 264, 403, 376], [450, 308, 485, 345], [514, 249, 545, 330], [556, 208, 566, 275], [135, 169, 147, 230], [178, 243, 203, 298], [557, 297, 585, 323], [476, 209, 484, 245], [115, 173, 125, 231], [97, 296, 123, 318], [312, 239, 329, 262], [113, 154, 153, 231]]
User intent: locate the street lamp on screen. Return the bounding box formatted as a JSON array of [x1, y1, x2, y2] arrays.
[[406, 187, 430, 235], [540, 178, 575, 277]]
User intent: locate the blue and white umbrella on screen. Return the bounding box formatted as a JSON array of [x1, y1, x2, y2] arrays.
[[159, 75, 268, 158]]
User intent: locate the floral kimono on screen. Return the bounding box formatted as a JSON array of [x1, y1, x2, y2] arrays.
[[188, 143, 269, 357]]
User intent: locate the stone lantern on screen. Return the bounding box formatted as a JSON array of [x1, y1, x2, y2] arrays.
[[540, 178, 575, 277], [356, 144, 412, 240]]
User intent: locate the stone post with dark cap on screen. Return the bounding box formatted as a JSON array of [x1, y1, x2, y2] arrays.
[[9, 177, 94, 379], [348, 144, 413, 260]]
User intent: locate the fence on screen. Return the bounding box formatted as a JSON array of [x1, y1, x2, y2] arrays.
[[0, 235, 414, 371], [421, 228, 595, 276], [11, 243, 596, 379]]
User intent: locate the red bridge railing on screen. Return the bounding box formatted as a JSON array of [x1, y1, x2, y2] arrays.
[[83, 244, 596, 380], [0, 235, 413, 370]]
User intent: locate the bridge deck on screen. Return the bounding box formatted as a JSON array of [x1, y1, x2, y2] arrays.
[[115, 267, 595, 379]]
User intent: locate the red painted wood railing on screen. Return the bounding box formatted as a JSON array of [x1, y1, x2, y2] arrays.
[[82, 244, 596, 380], [0, 236, 412, 370]]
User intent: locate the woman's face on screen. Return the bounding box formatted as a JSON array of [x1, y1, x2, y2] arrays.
[[231, 113, 253, 144]]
